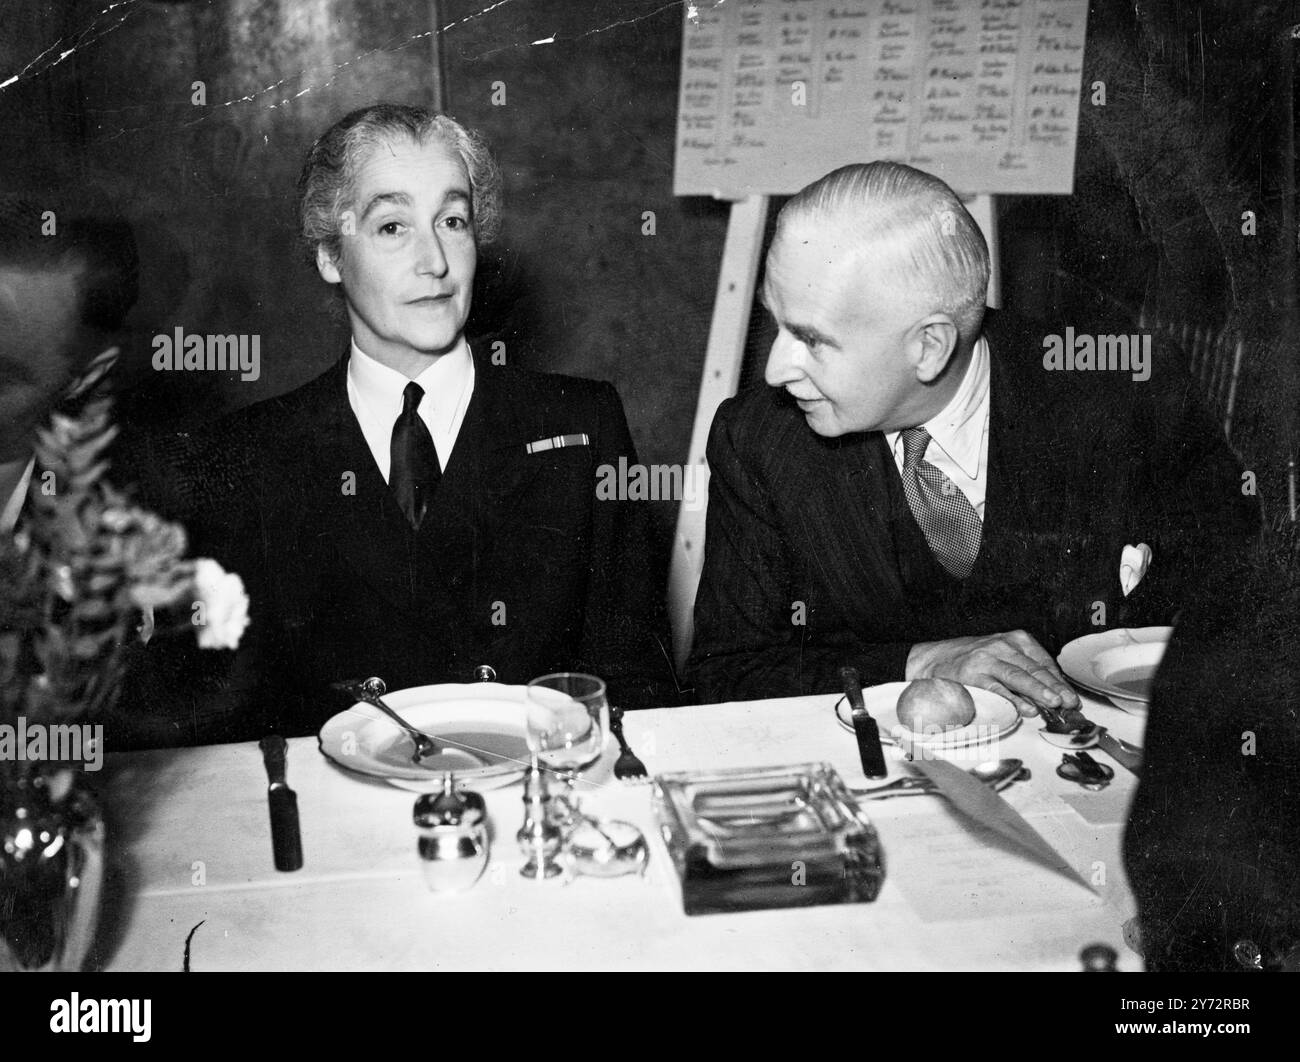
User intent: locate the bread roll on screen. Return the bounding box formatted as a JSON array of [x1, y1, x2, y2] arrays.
[[896, 678, 977, 732]]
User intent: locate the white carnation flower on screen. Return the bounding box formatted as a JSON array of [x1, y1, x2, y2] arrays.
[[192, 558, 250, 650]]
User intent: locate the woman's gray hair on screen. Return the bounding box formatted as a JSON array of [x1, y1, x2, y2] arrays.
[[298, 103, 503, 265]]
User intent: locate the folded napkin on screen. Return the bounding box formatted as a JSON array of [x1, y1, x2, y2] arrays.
[[1119, 542, 1152, 597]]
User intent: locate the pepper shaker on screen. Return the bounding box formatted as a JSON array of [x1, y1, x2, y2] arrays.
[[517, 760, 563, 879], [413, 775, 490, 893]]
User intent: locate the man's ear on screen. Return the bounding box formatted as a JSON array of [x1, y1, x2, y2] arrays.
[[316, 243, 343, 285], [65, 345, 119, 402], [913, 315, 960, 383]]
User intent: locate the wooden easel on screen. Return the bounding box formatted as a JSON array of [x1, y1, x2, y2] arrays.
[[668, 193, 1002, 674], [667, 194, 768, 674]]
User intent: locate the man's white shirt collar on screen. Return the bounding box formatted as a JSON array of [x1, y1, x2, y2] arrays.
[[885, 335, 991, 520], [917, 335, 989, 480], [888, 336, 989, 478], [345, 337, 475, 483]]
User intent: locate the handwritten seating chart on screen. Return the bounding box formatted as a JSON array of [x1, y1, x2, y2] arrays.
[[674, 0, 1088, 197]]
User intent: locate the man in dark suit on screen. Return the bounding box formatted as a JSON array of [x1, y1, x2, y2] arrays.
[[688, 161, 1257, 711], [1, 193, 137, 534], [123, 104, 671, 743]]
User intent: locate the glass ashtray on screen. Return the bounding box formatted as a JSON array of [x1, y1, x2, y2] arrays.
[[652, 762, 885, 915]]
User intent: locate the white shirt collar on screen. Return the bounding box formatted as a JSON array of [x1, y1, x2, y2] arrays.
[[347, 336, 474, 416], [914, 335, 989, 480], [345, 336, 475, 482]]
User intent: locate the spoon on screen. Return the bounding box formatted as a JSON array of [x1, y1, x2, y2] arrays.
[[337, 676, 487, 768], [1036, 702, 1143, 774], [848, 758, 1027, 800], [1038, 722, 1144, 774]]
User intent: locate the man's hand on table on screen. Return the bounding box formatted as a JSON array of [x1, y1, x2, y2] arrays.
[[905, 629, 1081, 718]]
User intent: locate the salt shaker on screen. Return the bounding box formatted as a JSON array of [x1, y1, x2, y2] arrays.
[[517, 760, 563, 879], [413, 775, 489, 893]]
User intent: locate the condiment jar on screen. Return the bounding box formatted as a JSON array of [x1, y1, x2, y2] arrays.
[[413, 775, 489, 893]]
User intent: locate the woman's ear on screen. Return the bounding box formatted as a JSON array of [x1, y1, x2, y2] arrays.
[[316, 243, 342, 285]]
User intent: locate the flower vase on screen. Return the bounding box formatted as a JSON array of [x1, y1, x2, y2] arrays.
[[0, 770, 106, 971]]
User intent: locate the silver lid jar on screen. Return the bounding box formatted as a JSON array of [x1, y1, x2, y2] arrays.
[[413, 775, 489, 893]]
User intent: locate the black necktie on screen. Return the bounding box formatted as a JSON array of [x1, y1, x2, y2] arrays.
[[389, 381, 441, 529], [899, 426, 982, 579]]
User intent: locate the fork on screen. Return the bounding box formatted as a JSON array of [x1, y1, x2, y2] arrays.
[[608, 705, 648, 781], [335, 676, 485, 767]]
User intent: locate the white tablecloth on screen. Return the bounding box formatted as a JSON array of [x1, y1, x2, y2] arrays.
[[98, 690, 1145, 971]]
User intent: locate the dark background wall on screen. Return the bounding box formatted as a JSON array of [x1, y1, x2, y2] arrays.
[[2, 0, 1297, 551]]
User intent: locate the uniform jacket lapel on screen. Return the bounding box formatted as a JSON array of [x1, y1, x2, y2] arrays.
[[297, 357, 419, 610], [301, 345, 552, 617], [416, 343, 547, 553]]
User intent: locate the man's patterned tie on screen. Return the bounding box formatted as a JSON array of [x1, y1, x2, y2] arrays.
[[389, 381, 441, 529], [899, 426, 982, 579]]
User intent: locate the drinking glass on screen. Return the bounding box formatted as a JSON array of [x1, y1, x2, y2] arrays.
[[525, 672, 607, 827]]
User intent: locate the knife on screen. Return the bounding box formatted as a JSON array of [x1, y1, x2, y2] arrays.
[[1095, 731, 1143, 774], [906, 752, 1092, 890], [839, 667, 888, 779], [1037, 702, 1143, 775], [258, 735, 303, 872]]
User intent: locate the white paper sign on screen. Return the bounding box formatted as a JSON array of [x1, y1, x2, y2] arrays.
[[674, 0, 1089, 198]]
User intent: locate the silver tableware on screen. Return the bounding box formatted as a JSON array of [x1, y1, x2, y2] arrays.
[[840, 666, 889, 779], [517, 760, 563, 879], [608, 705, 648, 781], [335, 676, 487, 767], [413, 775, 490, 893], [566, 817, 649, 878], [848, 758, 1028, 800], [1037, 701, 1143, 774]]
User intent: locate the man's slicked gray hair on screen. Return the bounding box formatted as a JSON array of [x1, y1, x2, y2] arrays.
[[298, 102, 503, 266], [780, 161, 990, 343]]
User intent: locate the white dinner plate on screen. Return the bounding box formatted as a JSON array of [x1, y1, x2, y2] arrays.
[[1057, 627, 1172, 712], [318, 682, 535, 791], [833, 682, 1019, 750]]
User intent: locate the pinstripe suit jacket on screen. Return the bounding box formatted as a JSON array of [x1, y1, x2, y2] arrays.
[[687, 309, 1259, 703]]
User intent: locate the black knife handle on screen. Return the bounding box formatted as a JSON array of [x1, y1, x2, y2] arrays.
[[260, 736, 302, 872], [855, 717, 889, 779], [839, 667, 866, 712], [840, 667, 889, 779], [268, 790, 304, 872], [259, 735, 288, 788]]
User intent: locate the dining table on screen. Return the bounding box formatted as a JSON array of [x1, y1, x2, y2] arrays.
[[96, 685, 1147, 971]]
